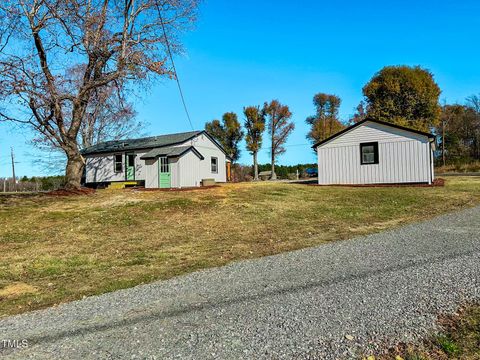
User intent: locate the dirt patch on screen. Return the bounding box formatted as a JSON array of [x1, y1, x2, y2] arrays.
[[0, 283, 38, 299], [432, 178, 445, 186], [47, 188, 96, 197]]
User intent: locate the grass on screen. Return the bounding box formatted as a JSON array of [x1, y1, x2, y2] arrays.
[[0, 177, 480, 317], [436, 161, 480, 174], [380, 303, 480, 359]]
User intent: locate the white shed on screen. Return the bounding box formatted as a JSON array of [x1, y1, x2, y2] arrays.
[[82, 131, 231, 189], [313, 119, 436, 185]]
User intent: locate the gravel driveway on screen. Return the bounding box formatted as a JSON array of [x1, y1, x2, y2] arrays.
[[1, 206, 479, 359]]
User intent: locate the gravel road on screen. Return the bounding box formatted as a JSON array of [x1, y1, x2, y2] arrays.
[[1, 206, 479, 359]]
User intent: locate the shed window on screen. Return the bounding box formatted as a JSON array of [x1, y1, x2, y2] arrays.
[[211, 157, 218, 173], [114, 154, 123, 172], [360, 142, 379, 165]]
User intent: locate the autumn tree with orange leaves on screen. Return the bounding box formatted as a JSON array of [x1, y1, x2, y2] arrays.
[[263, 100, 295, 180], [306, 93, 344, 145]]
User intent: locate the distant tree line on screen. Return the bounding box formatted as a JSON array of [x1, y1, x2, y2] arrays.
[[257, 163, 317, 179], [232, 163, 317, 182], [1, 176, 65, 192]]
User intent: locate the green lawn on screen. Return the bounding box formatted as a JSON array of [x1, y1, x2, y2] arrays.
[[1, 177, 479, 317]]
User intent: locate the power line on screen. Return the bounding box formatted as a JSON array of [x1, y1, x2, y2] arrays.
[[154, 2, 195, 131], [257, 143, 311, 152]]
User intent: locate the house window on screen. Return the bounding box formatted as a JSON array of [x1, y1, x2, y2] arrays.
[[360, 142, 379, 165], [114, 154, 123, 172], [211, 157, 218, 173]]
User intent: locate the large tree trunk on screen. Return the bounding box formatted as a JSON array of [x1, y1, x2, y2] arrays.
[[64, 150, 85, 190], [270, 148, 276, 180], [270, 123, 277, 180], [253, 151, 259, 181]]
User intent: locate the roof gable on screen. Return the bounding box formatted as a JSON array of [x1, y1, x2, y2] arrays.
[[312, 118, 435, 149], [178, 131, 232, 161], [198, 132, 233, 160]]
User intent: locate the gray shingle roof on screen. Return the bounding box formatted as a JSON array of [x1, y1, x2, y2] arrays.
[[81, 131, 203, 156], [140, 146, 204, 160]]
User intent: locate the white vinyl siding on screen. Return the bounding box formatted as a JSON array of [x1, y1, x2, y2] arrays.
[[177, 151, 201, 187], [316, 121, 434, 185], [85, 150, 148, 184], [85, 153, 125, 183], [169, 157, 180, 188], [145, 158, 158, 188], [175, 133, 227, 183], [134, 151, 147, 180]]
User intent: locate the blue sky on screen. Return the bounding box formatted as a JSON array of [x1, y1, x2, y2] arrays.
[[1, 0, 480, 177]]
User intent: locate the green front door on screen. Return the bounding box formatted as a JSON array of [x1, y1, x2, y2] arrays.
[[159, 157, 171, 188], [126, 153, 135, 181]]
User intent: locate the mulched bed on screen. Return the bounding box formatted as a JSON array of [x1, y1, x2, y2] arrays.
[[307, 178, 445, 188], [131, 185, 220, 192]]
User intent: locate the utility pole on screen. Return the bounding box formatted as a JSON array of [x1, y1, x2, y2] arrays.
[[441, 100, 447, 167], [11, 147, 16, 192], [442, 117, 446, 167]]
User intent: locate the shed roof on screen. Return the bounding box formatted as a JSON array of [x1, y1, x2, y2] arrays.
[[140, 146, 204, 160], [81, 131, 202, 156], [311, 118, 435, 149]]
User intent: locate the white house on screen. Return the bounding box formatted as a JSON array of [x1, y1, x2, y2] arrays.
[[81, 131, 231, 189], [313, 119, 436, 185]]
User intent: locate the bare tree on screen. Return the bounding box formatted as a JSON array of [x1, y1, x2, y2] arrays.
[[263, 100, 295, 180], [32, 65, 145, 172], [80, 92, 142, 148], [68, 64, 144, 148], [0, 0, 199, 189]]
